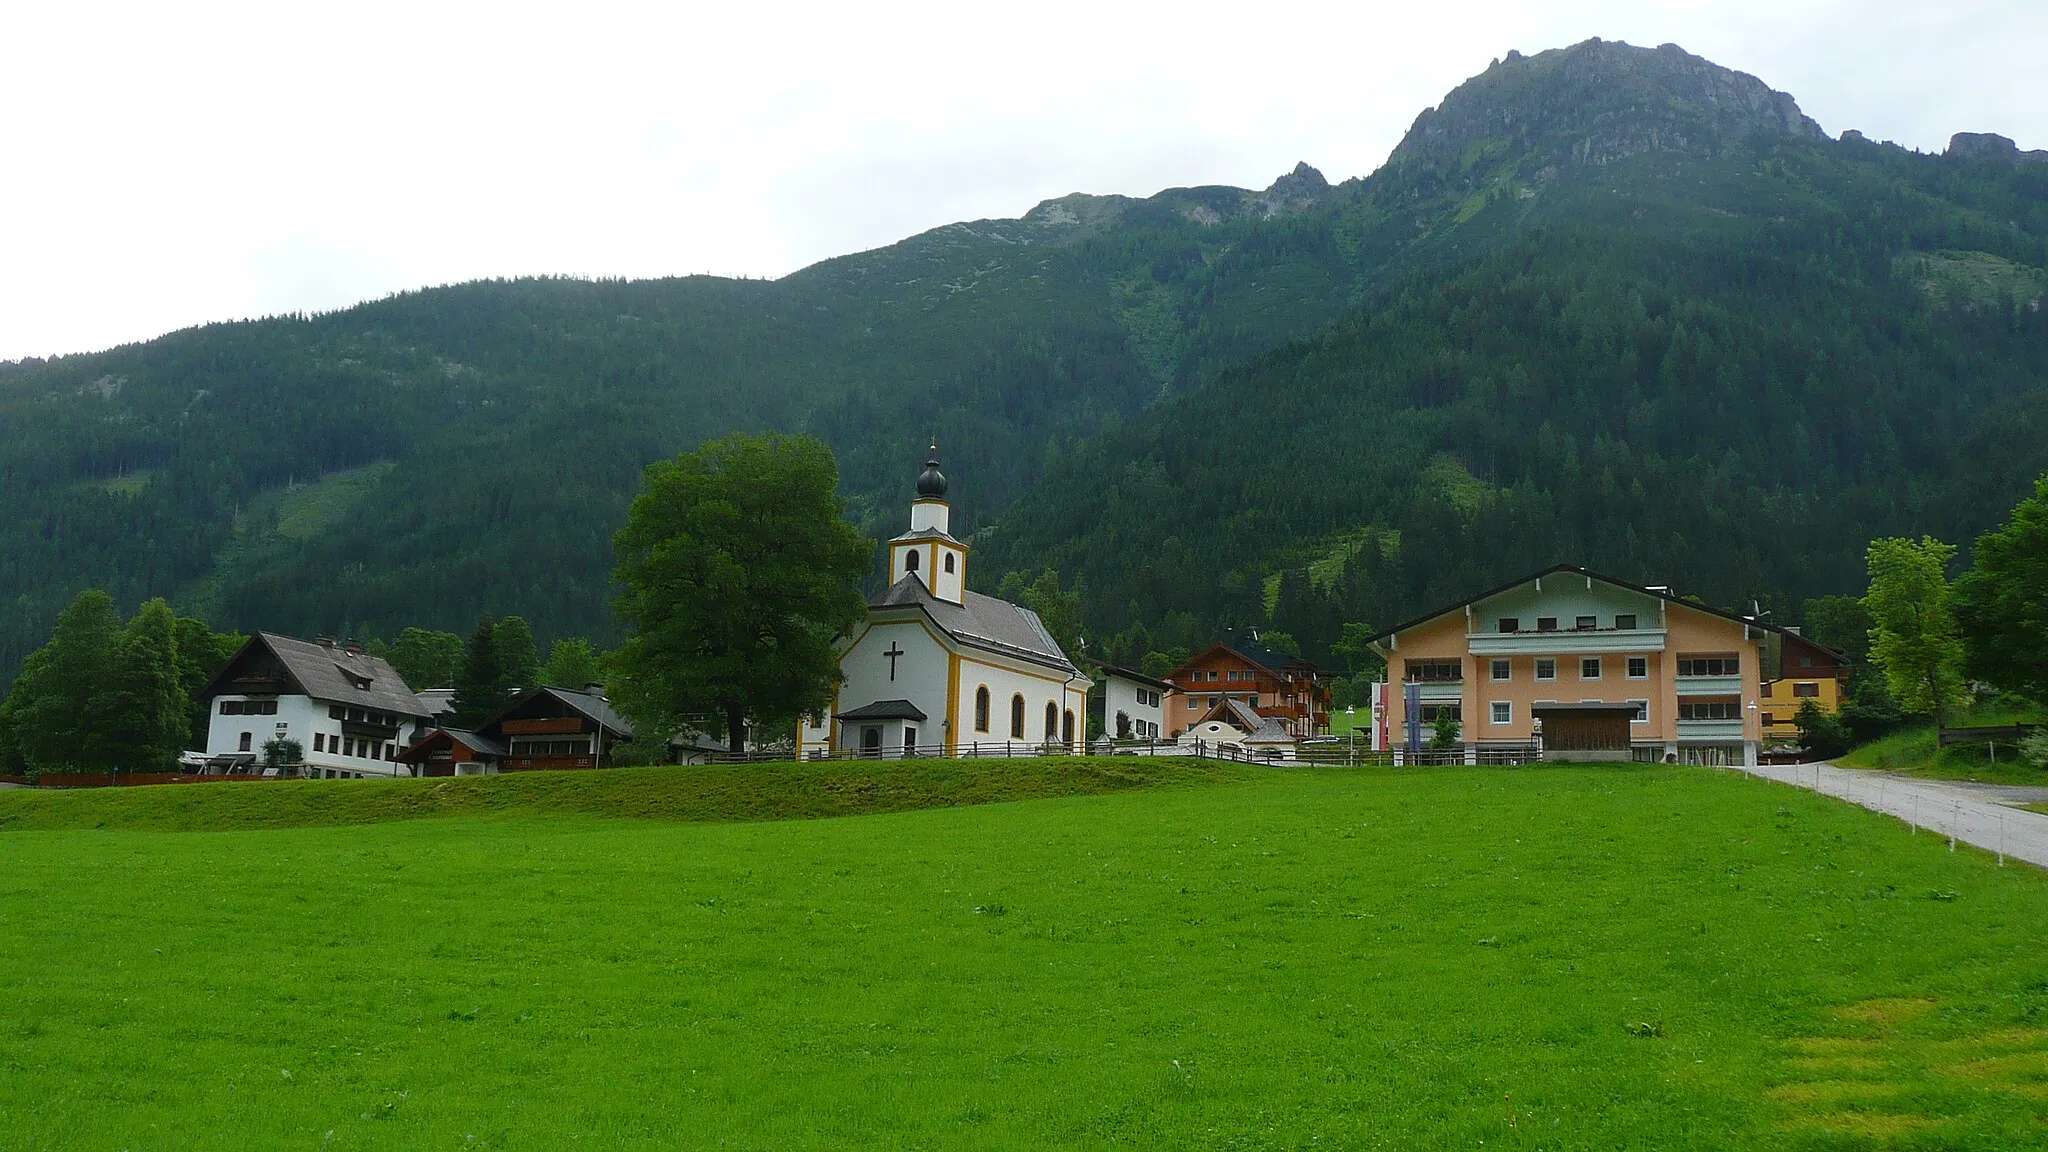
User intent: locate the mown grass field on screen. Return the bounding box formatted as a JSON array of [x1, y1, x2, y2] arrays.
[[4, 760, 2048, 1149]]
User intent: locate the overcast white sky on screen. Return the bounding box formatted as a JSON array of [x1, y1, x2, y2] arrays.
[[1, 0, 2042, 362]]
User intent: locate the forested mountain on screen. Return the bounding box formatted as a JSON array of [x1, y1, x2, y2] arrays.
[[0, 154, 1353, 679], [974, 39, 2048, 666], [4, 38, 2046, 683]]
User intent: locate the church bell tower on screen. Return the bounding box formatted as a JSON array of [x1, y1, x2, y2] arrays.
[[889, 447, 969, 605]]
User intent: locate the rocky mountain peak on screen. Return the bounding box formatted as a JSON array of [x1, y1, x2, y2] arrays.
[[1947, 131, 2048, 165], [1258, 162, 1330, 216], [1387, 38, 1823, 176]]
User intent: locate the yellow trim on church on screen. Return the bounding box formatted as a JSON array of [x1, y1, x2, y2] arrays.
[[945, 652, 961, 754]]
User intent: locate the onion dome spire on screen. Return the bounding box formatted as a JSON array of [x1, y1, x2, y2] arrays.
[[915, 442, 948, 499]]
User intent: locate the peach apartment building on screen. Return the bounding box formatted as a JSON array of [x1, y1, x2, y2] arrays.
[[1365, 565, 1793, 766]]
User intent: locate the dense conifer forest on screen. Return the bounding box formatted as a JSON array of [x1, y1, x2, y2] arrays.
[[3, 38, 2045, 684]]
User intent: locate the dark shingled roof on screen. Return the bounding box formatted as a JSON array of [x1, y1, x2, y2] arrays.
[[205, 633, 432, 718], [869, 576, 1079, 674], [480, 686, 635, 740], [835, 699, 928, 722], [1097, 663, 1173, 691], [442, 728, 506, 756], [399, 728, 507, 761]]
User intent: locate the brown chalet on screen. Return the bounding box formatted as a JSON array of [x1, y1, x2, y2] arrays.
[[1164, 639, 1331, 738], [399, 686, 633, 777]]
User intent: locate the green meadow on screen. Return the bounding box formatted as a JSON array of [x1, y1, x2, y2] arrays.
[[4, 761, 2048, 1150]]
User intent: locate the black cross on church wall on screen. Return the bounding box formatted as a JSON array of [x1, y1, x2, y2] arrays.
[[884, 641, 905, 681]]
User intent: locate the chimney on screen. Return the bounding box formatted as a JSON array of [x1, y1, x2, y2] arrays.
[[585, 682, 606, 698]]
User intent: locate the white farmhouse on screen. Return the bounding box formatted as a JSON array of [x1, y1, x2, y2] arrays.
[[198, 633, 434, 778], [798, 452, 1092, 758], [1097, 664, 1172, 741]]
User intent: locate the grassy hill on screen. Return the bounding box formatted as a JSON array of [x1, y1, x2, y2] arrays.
[[5, 762, 2048, 1147], [0, 756, 1240, 833]]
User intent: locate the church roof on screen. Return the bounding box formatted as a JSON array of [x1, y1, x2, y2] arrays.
[[888, 527, 969, 546], [869, 576, 1080, 675], [835, 698, 929, 722]]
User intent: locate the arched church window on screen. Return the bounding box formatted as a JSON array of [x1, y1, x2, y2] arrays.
[[905, 550, 920, 572], [1062, 709, 1075, 747], [1044, 702, 1057, 740], [943, 553, 955, 574], [1010, 694, 1026, 738], [975, 686, 990, 732]]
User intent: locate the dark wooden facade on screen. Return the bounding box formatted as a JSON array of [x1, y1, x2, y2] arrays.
[[1165, 643, 1332, 736], [478, 688, 632, 772]]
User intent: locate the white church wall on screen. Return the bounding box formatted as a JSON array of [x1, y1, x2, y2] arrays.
[[838, 619, 951, 750], [929, 543, 965, 604], [953, 654, 1085, 755]]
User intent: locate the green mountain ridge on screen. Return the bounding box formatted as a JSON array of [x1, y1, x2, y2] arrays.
[[3, 37, 2046, 682]]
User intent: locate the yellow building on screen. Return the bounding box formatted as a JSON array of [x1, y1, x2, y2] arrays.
[[1758, 631, 1848, 743]]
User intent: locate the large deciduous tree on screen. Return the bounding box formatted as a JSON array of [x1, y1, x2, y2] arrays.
[[387, 627, 465, 691], [541, 638, 603, 690], [1953, 475, 2048, 702], [611, 433, 871, 753], [1863, 536, 1966, 727], [1018, 570, 1085, 663]]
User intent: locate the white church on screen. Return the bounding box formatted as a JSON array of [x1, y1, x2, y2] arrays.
[[797, 452, 1092, 758]]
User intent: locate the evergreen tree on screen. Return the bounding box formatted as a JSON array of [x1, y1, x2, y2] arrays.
[[611, 433, 871, 753], [107, 598, 190, 771], [494, 617, 540, 692], [173, 616, 244, 750], [1801, 595, 1873, 666], [451, 621, 506, 726], [541, 638, 602, 690], [3, 590, 121, 772]]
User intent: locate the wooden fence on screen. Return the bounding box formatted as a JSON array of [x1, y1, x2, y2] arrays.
[[1937, 724, 2039, 748]]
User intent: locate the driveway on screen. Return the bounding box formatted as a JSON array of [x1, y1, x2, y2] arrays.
[[1738, 761, 2048, 870]]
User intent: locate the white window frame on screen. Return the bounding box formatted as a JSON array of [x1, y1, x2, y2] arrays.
[[1535, 658, 1557, 682], [1580, 657, 1602, 681], [1626, 656, 1648, 680], [1490, 701, 1512, 725], [1490, 658, 1511, 682], [1628, 699, 1649, 724]]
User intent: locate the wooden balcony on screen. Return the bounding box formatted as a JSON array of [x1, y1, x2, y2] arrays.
[[505, 755, 598, 772]]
